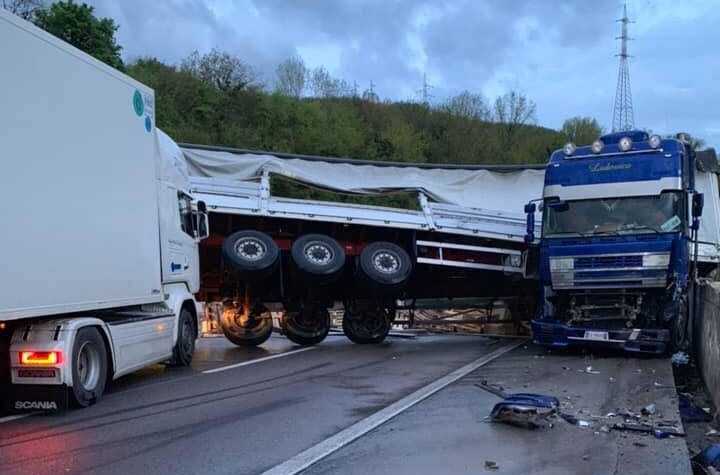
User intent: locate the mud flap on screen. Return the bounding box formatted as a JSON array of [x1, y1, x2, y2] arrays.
[[5, 384, 69, 412]]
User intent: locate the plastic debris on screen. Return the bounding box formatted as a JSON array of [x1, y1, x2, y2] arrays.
[[490, 393, 560, 429], [579, 365, 600, 374], [678, 393, 713, 423], [692, 444, 720, 473], [611, 421, 685, 438], [578, 420, 590, 428], [605, 412, 617, 418], [484, 460, 499, 471], [642, 404, 657, 416], [671, 351, 689, 365]]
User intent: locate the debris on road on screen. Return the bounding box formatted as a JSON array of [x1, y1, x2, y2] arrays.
[[484, 460, 499, 471], [611, 421, 685, 439], [578, 366, 600, 374], [679, 393, 713, 423], [489, 394, 559, 429], [671, 351, 690, 365], [692, 444, 720, 474], [642, 404, 657, 416]]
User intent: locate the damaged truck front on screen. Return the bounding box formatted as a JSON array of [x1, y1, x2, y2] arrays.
[[527, 131, 719, 354]]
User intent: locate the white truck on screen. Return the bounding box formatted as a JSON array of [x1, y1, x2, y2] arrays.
[[0, 10, 208, 410]]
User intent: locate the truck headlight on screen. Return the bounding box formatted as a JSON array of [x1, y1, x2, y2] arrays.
[[643, 254, 670, 267], [550, 257, 574, 271]]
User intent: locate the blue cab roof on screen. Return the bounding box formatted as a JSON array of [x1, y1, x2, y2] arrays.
[[545, 131, 687, 188]]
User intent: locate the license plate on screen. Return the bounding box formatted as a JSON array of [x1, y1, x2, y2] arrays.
[[584, 331, 609, 341]]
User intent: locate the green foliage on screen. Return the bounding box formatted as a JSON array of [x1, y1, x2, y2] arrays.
[[35, 1, 123, 70], [562, 116, 603, 145], [124, 54, 589, 206]]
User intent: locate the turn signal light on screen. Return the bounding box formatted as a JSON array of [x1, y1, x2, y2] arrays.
[[19, 351, 61, 366]]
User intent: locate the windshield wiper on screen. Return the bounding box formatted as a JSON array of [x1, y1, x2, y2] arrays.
[[618, 224, 662, 234], [546, 231, 590, 237]]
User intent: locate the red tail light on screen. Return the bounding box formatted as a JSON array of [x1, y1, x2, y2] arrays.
[[19, 351, 61, 366]]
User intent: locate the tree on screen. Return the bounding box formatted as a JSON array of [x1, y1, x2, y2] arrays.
[[561, 116, 602, 145], [493, 91, 537, 150], [493, 91, 536, 132], [275, 56, 307, 98], [2, 0, 44, 21], [309, 66, 349, 98], [35, 1, 123, 70], [443, 91, 489, 121], [181, 49, 260, 91]]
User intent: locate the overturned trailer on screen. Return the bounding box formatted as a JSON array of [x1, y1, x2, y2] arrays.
[[182, 144, 545, 346]]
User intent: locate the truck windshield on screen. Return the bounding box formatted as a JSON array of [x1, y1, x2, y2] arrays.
[[543, 192, 685, 237]]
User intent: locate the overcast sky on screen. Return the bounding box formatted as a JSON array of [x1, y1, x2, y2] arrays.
[[86, 0, 719, 148]]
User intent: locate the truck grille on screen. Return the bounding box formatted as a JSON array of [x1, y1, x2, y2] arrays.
[[574, 255, 642, 269]]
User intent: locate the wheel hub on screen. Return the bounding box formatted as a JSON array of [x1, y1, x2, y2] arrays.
[[235, 238, 266, 261], [76, 341, 100, 391], [372, 251, 399, 274], [305, 243, 332, 265]]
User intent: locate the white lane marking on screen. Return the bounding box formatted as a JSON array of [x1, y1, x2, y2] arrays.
[[260, 339, 527, 475], [0, 413, 34, 424], [202, 347, 316, 374]]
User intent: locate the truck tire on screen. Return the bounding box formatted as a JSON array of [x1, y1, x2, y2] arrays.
[[342, 308, 393, 344], [358, 242, 412, 293], [170, 308, 195, 366], [222, 230, 279, 280], [220, 305, 273, 347], [282, 307, 330, 346], [71, 327, 108, 407], [291, 234, 345, 280]]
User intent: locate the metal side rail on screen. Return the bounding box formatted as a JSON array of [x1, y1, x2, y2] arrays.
[[190, 176, 534, 242]]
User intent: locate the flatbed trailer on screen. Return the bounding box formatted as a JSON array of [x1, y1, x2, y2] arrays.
[[181, 144, 546, 347]]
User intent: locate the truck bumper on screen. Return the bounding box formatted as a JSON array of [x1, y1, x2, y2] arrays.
[[531, 320, 670, 355]]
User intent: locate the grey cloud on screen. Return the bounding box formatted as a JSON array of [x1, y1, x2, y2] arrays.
[[84, 0, 719, 147]]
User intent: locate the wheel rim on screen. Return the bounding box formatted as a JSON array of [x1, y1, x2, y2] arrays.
[[235, 237, 267, 261], [304, 242, 333, 265], [347, 311, 389, 338], [76, 341, 101, 391], [372, 250, 400, 274], [181, 319, 193, 355], [286, 309, 329, 337]]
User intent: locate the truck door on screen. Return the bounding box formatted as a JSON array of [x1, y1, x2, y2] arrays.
[[161, 188, 200, 292]]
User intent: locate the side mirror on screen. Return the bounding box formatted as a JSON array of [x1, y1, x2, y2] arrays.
[[547, 199, 569, 212], [524, 202, 536, 243], [693, 193, 704, 218], [197, 200, 207, 213]]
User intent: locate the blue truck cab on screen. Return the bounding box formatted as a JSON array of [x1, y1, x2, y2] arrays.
[[527, 131, 705, 354]]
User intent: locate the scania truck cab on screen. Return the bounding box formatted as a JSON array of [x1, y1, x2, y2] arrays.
[[527, 131, 709, 354]]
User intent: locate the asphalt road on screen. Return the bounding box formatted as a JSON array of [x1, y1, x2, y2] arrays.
[[0, 334, 691, 475]]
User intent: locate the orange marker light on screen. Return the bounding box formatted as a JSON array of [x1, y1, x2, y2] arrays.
[[19, 351, 61, 366]]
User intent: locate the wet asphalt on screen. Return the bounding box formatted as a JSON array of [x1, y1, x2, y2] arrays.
[[0, 334, 691, 475]]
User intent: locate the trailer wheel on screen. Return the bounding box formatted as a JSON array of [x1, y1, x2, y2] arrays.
[[171, 308, 195, 366], [222, 230, 279, 280], [342, 309, 392, 344], [71, 327, 108, 407], [220, 305, 273, 347], [358, 242, 412, 293], [291, 234, 345, 280], [282, 307, 330, 346]]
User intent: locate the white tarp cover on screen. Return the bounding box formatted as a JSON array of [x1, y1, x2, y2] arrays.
[[182, 148, 546, 215], [181, 146, 720, 261]]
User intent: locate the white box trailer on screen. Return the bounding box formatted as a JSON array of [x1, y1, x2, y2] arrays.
[[0, 9, 207, 410]]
